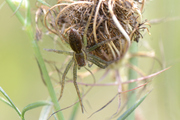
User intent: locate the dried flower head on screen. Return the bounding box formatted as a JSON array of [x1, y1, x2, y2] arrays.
[[36, 0, 149, 116], [43, 0, 146, 62]]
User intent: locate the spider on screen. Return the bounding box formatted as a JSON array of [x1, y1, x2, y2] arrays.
[[45, 28, 119, 113]]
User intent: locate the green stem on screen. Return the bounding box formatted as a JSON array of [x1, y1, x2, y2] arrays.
[[127, 42, 138, 120], [69, 100, 79, 120], [6, 0, 25, 25], [5, 1, 64, 119], [26, 26, 64, 120]]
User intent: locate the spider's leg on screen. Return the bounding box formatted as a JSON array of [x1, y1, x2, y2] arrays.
[[87, 58, 108, 69], [59, 58, 74, 101], [88, 54, 112, 65], [88, 61, 93, 68], [44, 49, 73, 56], [73, 63, 84, 113], [87, 36, 119, 52]]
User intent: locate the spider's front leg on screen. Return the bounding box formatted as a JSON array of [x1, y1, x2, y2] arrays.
[[59, 58, 74, 100], [44, 49, 73, 56]]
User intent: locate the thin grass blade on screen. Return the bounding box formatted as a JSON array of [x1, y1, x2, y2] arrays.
[[117, 91, 151, 120], [0, 87, 21, 117], [37, 0, 51, 7], [5, 0, 25, 25], [0, 96, 13, 108], [39, 101, 53, 120], [69, 100, 79, 120]]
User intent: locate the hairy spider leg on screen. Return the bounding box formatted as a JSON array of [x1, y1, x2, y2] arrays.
[[44, 49, 73, 56], [73, 62, 84, 113], [85, 36, 120, 68], [88, 54, 111, 65], [87, 58, 108, 69], [59, 58, 74, 101], [87, 54, 112, 69], [45, 48, 84, 112], [87, 36, 119, 52]]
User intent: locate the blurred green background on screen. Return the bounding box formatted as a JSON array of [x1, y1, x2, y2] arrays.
[[0, 0, 180, 120]]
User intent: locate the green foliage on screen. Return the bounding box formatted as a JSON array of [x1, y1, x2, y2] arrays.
[[117, 91, 150, 120], [21, 101, 51, 120], [4, 0, 64, 119], [0, 86, 53, 120]]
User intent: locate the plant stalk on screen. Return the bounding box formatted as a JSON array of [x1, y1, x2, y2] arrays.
[[5, 0, 64, 119], [127, 42, 138, 120]]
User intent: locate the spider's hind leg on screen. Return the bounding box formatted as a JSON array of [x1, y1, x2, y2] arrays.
[[87, 36, 119, 52], [73, 63, 84, 113], [87, 55, 111, 69]]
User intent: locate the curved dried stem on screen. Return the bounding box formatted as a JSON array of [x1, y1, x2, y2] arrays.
[[88, 93, 119, 119], [93, 0, 103, 43], [140, 0, 145, 12], [108, 0, 131, 47], [83, 0, 96, 46], [67, 67, 170, 87], [105, 21, 117, 60], [55, 1, 93, 26], [110, 70, 122, 119]]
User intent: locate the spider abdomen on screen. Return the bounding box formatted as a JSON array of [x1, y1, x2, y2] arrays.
[[74, 51, 87, 67]]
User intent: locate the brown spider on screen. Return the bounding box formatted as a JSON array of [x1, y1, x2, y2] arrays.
[[45, 28, 119, 112]]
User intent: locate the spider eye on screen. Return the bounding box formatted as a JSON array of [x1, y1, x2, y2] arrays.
[[69, 28, 82, 53]]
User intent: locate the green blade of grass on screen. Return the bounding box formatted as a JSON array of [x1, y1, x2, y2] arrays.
[[5, 1, 65, 120], [0, 96, 12, 108], [21, 101, 51, 120], [69, 100, 79, 120], [0, 87, 21, 117], [52, 109, 58, 120], [117, 91, 151, 120], [5, 0, 25, 25], [39, 101, 53, 120], [37, 0, 50, 7]]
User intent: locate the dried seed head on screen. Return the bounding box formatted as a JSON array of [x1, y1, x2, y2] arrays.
[[43, 0, 147, 63]]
